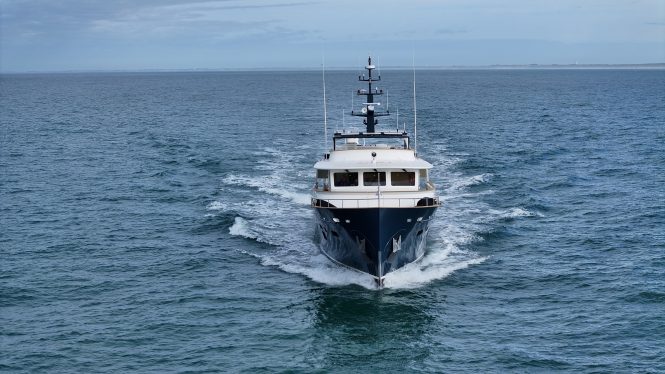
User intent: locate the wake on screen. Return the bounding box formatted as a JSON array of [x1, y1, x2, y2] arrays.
[[207, 146, 537, 290]]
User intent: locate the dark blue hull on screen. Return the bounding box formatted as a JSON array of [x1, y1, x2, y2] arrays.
[[314, 206, 437, 280]]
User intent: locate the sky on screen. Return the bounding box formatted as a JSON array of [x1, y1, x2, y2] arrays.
[[1, 0, 664, 72]]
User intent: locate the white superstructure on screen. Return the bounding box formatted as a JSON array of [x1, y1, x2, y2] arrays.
[[312, 135, 437, 209]]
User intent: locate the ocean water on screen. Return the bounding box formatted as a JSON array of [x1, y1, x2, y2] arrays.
[[1, 69, 664, 372]]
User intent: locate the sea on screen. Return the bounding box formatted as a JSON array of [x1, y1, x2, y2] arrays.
[[1, 68, 664, 373]]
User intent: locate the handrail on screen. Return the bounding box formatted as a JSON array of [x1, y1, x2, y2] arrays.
[[313, 183, 434, 193], [311, 196, 439, 209]]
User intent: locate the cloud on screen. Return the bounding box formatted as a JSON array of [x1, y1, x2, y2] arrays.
[[1, 0, 313, 42], [98, 1, 318, 44]]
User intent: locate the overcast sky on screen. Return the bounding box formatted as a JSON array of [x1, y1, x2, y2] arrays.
[[1, 0, 664, 72]]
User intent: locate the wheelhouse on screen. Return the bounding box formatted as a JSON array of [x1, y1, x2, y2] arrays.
[[314, 168, 432, 192]]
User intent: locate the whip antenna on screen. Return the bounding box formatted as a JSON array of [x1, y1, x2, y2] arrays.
[[342, 109, 345, 131], [413, 53, 417, 155], [396, 107, 399, 131], [322, 57, 328, 153]]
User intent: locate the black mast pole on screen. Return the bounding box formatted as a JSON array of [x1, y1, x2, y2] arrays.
[[366, 57, 375, 132], [352, 56, 388, 133]]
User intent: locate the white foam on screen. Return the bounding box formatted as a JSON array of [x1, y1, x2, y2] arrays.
[[445, 173, 493, 191], [261, 254, 377, 288], [228, 217, 257, 240], [384, 255, 487, 289], [503, 207, 534, 218], [223, 173, 311, 205], [206, 201, 228, 211], [229, 215, 312, 248], [258, 187, 311, 205], [490, 207, 543, 219]]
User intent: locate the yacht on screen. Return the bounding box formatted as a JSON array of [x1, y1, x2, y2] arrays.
[[311, 57, 439, 286]]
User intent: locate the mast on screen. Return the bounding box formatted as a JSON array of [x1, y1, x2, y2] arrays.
[[332, 56, 410, 151], [351, 56, 389, 133]]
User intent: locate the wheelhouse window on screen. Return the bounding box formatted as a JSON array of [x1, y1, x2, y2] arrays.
[[363, 171, 386, 186], [334, 172, 358, 187], [391, 171, 415, 186], [316, 169, 330, 190]]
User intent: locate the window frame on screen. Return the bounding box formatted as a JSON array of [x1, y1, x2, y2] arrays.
[[333, 171, 359, 187], [362, 171, 387, 186], [390, 171, 416, 186]]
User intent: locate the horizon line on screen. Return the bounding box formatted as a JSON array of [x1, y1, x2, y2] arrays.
[[2, 62, 664, 75]]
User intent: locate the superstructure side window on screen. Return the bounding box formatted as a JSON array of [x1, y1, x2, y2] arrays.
[[391, 171, 415, 186], [419, 169, 428, 190], [363, 172, 386, 186], [334, 172, 358, 187]]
